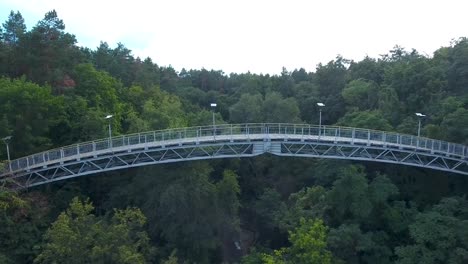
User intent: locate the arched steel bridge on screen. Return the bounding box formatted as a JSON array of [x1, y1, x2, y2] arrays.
[[1, 123, 467, 189]]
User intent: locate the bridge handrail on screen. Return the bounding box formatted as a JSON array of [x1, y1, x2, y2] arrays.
[[1, 123, 467, 176]]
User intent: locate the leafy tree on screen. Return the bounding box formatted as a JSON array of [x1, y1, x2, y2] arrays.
[[447, 38, 468, 95], [293, 81, 320, 124], [92, 42, 137, 87], [141, 88, 187, 130], [291, 68, 310, 83], [377, 86, 401, 125], [395, 197, 468, 264], [51, 96, 109, 144], [260, 218, 333, 264], [72, 63, 123, 118], [254, 188, 285, 231], [368, 174, 399, 205], [1, 11, 26, 77], [1, 11, 26, 45], [337, 110, 393, 131], [216, 170, 242, 263], [314, 56, 348, 124], [326, 165, 373, 224], [229, 93, 263, 123], [134, 57, 160, 90], [19, 10, 82, 88], [0, 188, 49, 263], [440, 108, 468, 144], [0, 77, 65, 157], [278, 186, 328, 231], [262, 92, 301, 123], [347, 56, 384, 84], [342, 79, 378, 110], [156, 164, 219, 262], [35, 197, 155, 263]]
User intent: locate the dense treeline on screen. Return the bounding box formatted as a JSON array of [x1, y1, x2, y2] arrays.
[[0, 10, 467, 263]]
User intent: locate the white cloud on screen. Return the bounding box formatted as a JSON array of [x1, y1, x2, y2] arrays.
[[1, 0, 467, 74]]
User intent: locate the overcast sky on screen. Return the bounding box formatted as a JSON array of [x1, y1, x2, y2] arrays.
[[1, 0, 467, 75]]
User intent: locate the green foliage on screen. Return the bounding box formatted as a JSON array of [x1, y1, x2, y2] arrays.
[[0, 77, 65, 156], [326, 165, 373, 223], [158, 173, 216, 261], [395, 197, 468, 264], [2, 11, 26, 44], [337, 110, 393, 131], [0, 9, 468, 264], [254, 188, 285, 230], [35, 197, 155, 263], [0, 186, 26, 213], [141, 88, 187, 130], [342, 79, 378, 110], [0, 188, 48, 263], [278, 186, 328, 231], [369, 174, 399, 204], [230, 93, 263, 123], [262, 92, 301, 123], [440, 108, 468, 144], [72, 63, 123, 118], [260, 218, 333, 264]]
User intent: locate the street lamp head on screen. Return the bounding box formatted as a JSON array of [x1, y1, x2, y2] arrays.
[[2, 136, 12, 141], [105, 114, 113, 119], [210, 103, 217, 107], [317, 102, 325, 107], [415, 113, 426, 117]]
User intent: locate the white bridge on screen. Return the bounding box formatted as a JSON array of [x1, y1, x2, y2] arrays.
[[1, 123, 467, 189]]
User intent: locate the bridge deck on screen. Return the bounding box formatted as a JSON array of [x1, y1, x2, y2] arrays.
[[1, 123, 467, 189]]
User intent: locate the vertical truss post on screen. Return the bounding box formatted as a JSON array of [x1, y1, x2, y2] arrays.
[[367, 130, 370, 146], [334, 128, 338, 143], [230, 125, 233, 142]]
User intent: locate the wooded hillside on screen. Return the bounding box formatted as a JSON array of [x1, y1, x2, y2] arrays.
[[0, 10, 467, 264]]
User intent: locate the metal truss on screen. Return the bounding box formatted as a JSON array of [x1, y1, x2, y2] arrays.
[[276, 142, 468, 175], [1, 143, 255, 190], [1, 123, 467, 190]]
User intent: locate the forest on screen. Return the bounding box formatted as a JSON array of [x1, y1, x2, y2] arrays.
[[0, 9, 467, 264]]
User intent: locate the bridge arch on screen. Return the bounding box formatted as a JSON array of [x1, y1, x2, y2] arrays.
[[1, 123, 467, 189]]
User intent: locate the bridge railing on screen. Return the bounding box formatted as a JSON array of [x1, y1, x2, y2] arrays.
[[1, 123, 467, 176]]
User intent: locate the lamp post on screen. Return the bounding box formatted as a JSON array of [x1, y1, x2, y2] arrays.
[[2, 136, 12, 173], [317, 103, 325, 136], [105, 114, 113, 148], [210, 103, 217, 139], [415, 112, 425, 138]]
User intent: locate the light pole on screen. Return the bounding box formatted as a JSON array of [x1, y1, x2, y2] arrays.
[[105, 114, 113, 148], [317, 103, 325, 136], [210, 103, 217, 138], [415, 112, 425, 137], [2, 136, 12, 173]]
